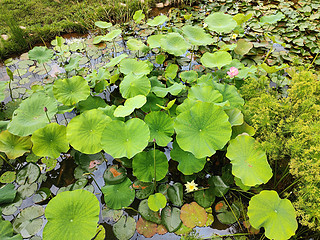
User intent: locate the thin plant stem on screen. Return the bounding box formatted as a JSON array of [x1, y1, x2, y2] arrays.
[[221, 192, 244, 232], [43, 63, 49, 75], [153, 141, 157, 191], [280, 178, 301, 196], [100, 152, 107, 163], [189, 45, 194, 71], [274, 165, 289, 188], [262, 47, 274, 64], [8, 78, 13, 100], [112, 39, 117, 58], [62, 113, 69, 125], [90, 174, 102, 192], [45, 112, 51, 123], [124, 206, 139, 213], [0, 154, 16, 171], [307, 52, 319, 70]]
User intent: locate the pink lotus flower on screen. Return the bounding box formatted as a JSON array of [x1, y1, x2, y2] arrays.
[[227, 67, 239, 78]]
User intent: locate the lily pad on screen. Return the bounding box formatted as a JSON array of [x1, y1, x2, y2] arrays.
[[200, 51, 232, 69], [103, 165, 127, 185], [161, 33, 191, 56], [174, 102, 232, 158], [182, 25, 214, 46], [234, 39, 253, 55], [247, 190, 297, 240], [208, 175, 229, 197], [132, 149, 168, 182], [0, 183, 16, 205], [205, 12, 237, 33], [226, 135, 272, 186], [120, 58, 151, 76], [53, 76, 90, 106], [43, 189, 100, 240], [13, 205, 44, 238], [114, 95, 146, 117], [167, 182, 183, 207], [147, 15, 168, 27], [148, 193, 167, 211], [101, 177, 135, 210], [194, 189, 215, 208], [260, 12, 285, 25], [17, 182, 38, 199], [0, 171, 16, 183], [127, 39, 148, 51], [136, 217, 157, 238], [180, 70, 198, 83], [0, 220, 22, 240], [215, 201, 240, 225], [67, 109, 111, 154], [31, 123, 69, 159], [180, 202, 207, 228], [170, 141, 206, 175], [32, 187, 51, 203], [28, 46, 53, 64], [138, 199, 162, 224], [16, 163, 40, 185], [101, 118, 150, 159], [0, 130, 32, 159], [134, 180, 155, 200], [113, 215, 136, 240], [161, 206, 182, 232]]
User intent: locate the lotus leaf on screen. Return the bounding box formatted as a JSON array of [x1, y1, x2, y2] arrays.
[[0, 220, 22, 240], [0, 130, 32, 159], [103, 165, 127, 185], [13, 205, 44, 238], [114, 95, 146, 117], [138, 199, 162, 224], [248, 190, 297, 240], [226, 135, 272, 186], [182, 25, 214, 46], [127, 39, 148, 51], [152, 83, 185, 98], [67, 109, 111, 154], [161, 206, 182, 232], [234, 39, 253, 55], [231, 122, 255, 139], [119, 74, 151, 99], [212, 82, 244, 109], [31, 123, 69, 159], [106, 53, 128, 68], [0, 183, 16, 205], [147, 34, 164, 48], [180, 202, 207, 228], [120, 58, 151, 76], [136, 217, 157, 238], [28, 46, 53, 64], [134, 180, 155, 200], [101, 118, 149, 158], [53, 76, 90, 106], [64, 57, 80, 72], [194, 189, 215, 208], [141, 93, 165, 112], [144, 111, 174, 146], [156, 54, 166, 64], [200, 51, 232, 69], [102, 29, 122, 42], [260, 12, 285, 24], [161, 33, 191, 56], [102, 177, 135, 209], [208, 176, 229, 197], [147, 15, 168, 26], [204, 13, 237, 33], [16, 163, 40, 185], [148, 193, 167, 211], [132, 149, 168, 182], [188, 85, 223, 103], [165, 63, 179, 79], [42, 157, 57, 171], [174, 102, 231, 158], [77, 95, 107, 113], [180, 70, 198, 83], [215, 201, 240, 225], [133, 10, 145, 24], [170, 141, 206, 175], [43, 189, 99, 240], [233, 13, 252, 25], [167, 183, 183, 206], [260, 63, 289, 74], [113, 215, 136, 240], [225, 108, 243, 126], [8, 91, 58, 136], [0, 171, 16, 183], [234, 177, 251, 191], [95, 21, 112, 28]]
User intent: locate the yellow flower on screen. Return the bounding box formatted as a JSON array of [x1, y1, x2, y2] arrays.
[[184, 180, 198, 193], [231, 34, 238, 40]]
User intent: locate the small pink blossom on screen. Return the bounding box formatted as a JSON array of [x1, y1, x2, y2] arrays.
[[227, 67, 239, 78], [89, 160, 100, 169]]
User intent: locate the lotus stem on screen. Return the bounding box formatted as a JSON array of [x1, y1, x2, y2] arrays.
[[62, 113, 69, 126], [8, 78, 13, 100], [0, 154, 16, 171], [307, 52, 319, 70], [43, 63, 49, 75], [90, 174, 102, 192], [44, 107, 51, 123], [112, 39, 117, 58], [153, 139, 156, 191], [221, 193, 244, 232], [189, 45, 194, 71], [100, 152, 107, 163], [262, 47, 273, 65]]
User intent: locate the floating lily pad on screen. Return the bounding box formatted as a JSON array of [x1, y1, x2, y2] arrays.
[[31, 123, 69, 159], [0, 171, 16, 183], [43, 189, 100, 240], [120, 59, 151, 76], [101, 207, 123, 223], [167, 182, 183, 207], [148, 193, 167, 211], [0, 183, 16, 205], [13, 205, 44, 238], [67, 109, 111, 154], [194, 189, 215, 208], [147, 15, 168, 26], [42, 157, 57, 171], [260, 12, 285, 25], [200, 51, 232, 69], [53, 76, 90, 106], [165, 63, 179, 79], [119, 73, 151, 99], [180, 202, 207, 228], [114, 95, 146, 117], [161, 33, 191, 56], [248, 190, 297, 240], [28, 46, 53, 64], [17, 182, 38, 199], [8, 91, 58, 136], [161, 206, 182, 232], [102, 177, 135, 210], [138, 199, 162, 224], [234, 39, 253, 55], [16, 163, 40, 185], [147, 34, 164, 48], [170, 141, 206, 175], [101, 118, 150, 159], [205, 12, 237, 33], [1, 195, 22, 216], [188, 85, 223, 103], [136, 217, 157, 238], [134, 180, 155, 200], [0, 220, 22, 240], [208, 176, 229, 197], [174, 102, 232, 158], [32, 187, 51, 203], [113, 215, 136, 240], [103, 165, 127, 185], [226, 135, 272, 186], [215, 201, 240, 225], [182, 25, 213, 46], [0, 130, 32, 159], [132, 149, 168, 182]]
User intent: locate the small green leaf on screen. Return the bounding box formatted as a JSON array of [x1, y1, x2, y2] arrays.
[[234, 39, 253, 55], [133, 10, 145, 24], [208, 176, 229, 197], [161, 206, 182, 232], [0, 171, 16, 183], [0, 220, 22, 240], [200, 51, 232, 69], [138, 199, 162, 224], [114, 95, 146, 117], [113, 215, 136, 240], [148, 193, 167, 211], [0, 183, 16, 205]]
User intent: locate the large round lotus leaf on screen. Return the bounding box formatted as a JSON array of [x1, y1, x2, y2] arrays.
[[53, 76, 90, 106], [148, 193, 167, 212], [101, 177, 135, 209], [212, 82, 244, 109], [161, 33, 191, 56], [43, 189, 100, 240], [114, 95, 146, 117], [226, 135, 272, 186], [120, 74, 151, 99], [147, 15, 168, 26], [101, 118, 150, 159], [182, 25, 214, 46], [102, 29, 122, 42], [95, 21, 112, 28], [8, 91, 58, 136], [180, 202, 207, 228], [67, 109, 111, 154], [113, 215, 136, 240], [144, 111, 174, 147], [31, 123, 69, 159], [103, 165, 127, 185], [133, 149, 168, 182], [147, 34, 164, 48], [170, 141, 206, 175], [179, 70, 198, 83], [161, 206, 182, 232], [0, 130, 32, 159], [248, 190, 298, 240], [200, 52, 232, 69], [0, 220, 23, 240], [234, 39, 253, 55], [204, 12, 237, 33], [28, 46, 54, 64], [120, 59, 151, 76], [106, 53, 128, 68], [174, 102, 232, 158], [13, 205, 44, 238], [188, 85, 223, 103]]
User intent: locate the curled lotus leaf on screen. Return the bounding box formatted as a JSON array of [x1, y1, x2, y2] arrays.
[[161, 33, 191, 56], [28, 46, 53, 64], [147, 15, 168, 27], [0, 130, 32, 159], [106, 53, 128, 68], [114, 95, 146, 117], [200, 51, 232, 69], [204, 12, 237, 33], [180, 202, 207, 228], [53, 76, 90, 106], [102, 29, 122, 42], [31, 123, 69, 159], [182, 25, 214, 46], [248, 190, 298, 240]]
